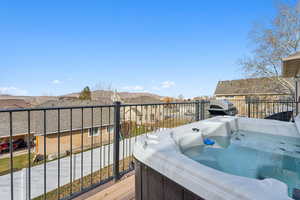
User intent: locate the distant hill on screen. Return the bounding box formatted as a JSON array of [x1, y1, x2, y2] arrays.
[[0, 95, 59, 106], [63, 90, 162, 104], [0, 90, 163, 108], [0, 99, 31, 109]]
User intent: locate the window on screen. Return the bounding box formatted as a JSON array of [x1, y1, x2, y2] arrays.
[[88, 127, 99, 137], [107, 126, 113, 133]]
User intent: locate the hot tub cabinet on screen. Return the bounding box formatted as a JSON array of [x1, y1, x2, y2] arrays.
[[133, 116, 300, 200], [135, 159, 204, 200]]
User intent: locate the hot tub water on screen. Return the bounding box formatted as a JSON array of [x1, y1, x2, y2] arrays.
[[183, 131, 300, 198]]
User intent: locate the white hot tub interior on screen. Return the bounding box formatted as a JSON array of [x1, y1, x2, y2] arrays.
[[134, 116, 300, 200]]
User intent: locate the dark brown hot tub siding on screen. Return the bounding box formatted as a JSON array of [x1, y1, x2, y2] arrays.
[[135, 159, 205, 200]]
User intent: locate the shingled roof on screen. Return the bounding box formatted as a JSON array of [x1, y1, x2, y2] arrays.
[[0, 100, 113, 138], [214, 77, 294, 96], [0, 111, 33, 138], [33, 100, 113, 136]]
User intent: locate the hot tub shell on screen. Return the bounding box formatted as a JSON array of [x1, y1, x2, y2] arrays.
[[133, 116, 300, 200]]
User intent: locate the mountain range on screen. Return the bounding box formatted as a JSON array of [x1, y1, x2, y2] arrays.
[[0, 90, 163, 108]]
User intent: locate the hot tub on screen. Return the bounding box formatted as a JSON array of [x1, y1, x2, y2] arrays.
[[133, 116, 300, 200]]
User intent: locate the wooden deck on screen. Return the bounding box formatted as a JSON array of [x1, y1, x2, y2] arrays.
[[74, 174, 135, 200]]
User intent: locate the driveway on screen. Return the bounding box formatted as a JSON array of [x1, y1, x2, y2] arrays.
[[0, 137, 137, 200]]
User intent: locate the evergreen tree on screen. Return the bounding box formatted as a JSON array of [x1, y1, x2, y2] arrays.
[[79, 86, 92, 100]]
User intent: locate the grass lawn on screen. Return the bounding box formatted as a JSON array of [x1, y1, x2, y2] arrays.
[[0, 153, 35, 176]]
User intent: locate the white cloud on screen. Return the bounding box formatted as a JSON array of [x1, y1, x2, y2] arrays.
[[161, 81, 175, 88], [121, 81, 175, 94], [122, 85, 144, 91], [52, 80, 62, 84], [152, 86, 161, 91], [0, 87, 28, 96]]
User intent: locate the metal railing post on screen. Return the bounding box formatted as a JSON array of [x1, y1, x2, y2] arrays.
[[296, 101, 299, 116], [113, 101, 121, 182], [195, 100, 200, 121], [247, 100, 251, 118], [201, 100, 205, 120]]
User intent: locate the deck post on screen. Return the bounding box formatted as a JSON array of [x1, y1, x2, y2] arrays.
[[113, 101, 121, 182], [201, 100, 205, 120], [247, 100, 251, 118]]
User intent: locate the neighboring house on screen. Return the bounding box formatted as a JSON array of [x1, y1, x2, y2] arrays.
[[193, 96, 212, 101], [122, 105, 162, 125], [122, 96, 162, 124], [214, 77, 294, 116], [34, 100, 114, 156], [0, 100, 114, 157], [123, 96, 162, 104], [122, 96, 194, 125], [214, 77, 294, 101]]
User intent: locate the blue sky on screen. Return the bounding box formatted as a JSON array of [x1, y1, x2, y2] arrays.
[[0, 0, 276, 98]]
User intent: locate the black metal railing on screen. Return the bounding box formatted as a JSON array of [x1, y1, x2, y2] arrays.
[[227, 99, 298, 121], [0, 99, 297, 200], [0, 101, 208, 200]]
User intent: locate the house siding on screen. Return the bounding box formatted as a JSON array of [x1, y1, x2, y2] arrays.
[[123, 106, 165, 125], [36, 126, 113, 155]]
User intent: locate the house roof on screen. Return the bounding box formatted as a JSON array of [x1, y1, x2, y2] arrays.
[[0, 100, 113, 138], [0, 111, 33, 138], [283, 52, 300, 61], [282, 52, 300, 77], [34, 100, 113, 135], [214, 77, 294, 96]]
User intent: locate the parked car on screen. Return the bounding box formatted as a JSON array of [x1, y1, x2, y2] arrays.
[[13, 138, 27, 149], [0, 138, 28, 154], [208, 99, 238, 116], [0, 141, 16, 153]]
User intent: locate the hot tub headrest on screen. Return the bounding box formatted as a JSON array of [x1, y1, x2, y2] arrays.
[[177, 118, 236, 151]]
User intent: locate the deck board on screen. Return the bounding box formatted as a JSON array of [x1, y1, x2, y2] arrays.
[[85, 175, 135, 200]]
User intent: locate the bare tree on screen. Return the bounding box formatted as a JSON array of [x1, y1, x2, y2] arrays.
[[178, 94, 184, 100], [239, 0, 300, 96], [93, 81, 114, 92], [92, 81, 121, 103]]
